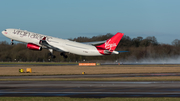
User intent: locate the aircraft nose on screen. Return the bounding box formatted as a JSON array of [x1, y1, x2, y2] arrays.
[[2, 30, 7, 35], [2, 31, 4, 34]]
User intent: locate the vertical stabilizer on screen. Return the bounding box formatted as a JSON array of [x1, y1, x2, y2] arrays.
[[96, 32, 124, 55]]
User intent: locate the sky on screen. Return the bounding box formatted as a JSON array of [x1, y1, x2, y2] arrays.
[[0, 0, 180, 44]]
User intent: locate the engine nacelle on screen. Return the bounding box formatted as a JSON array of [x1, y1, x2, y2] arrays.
[[27, 43, 42, 51]]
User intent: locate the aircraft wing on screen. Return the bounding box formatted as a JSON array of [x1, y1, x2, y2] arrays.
[[39, 38, 65, 52], [82, 40, 106, 45]]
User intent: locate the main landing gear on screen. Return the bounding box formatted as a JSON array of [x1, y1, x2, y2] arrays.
[[48, 49, 68, 59], [48, 49, 56, 59], [60, 53, 68, 59], [48, 53, 56, 58]]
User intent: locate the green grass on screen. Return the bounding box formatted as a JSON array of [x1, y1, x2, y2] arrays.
[[0, 97, 180, 101], [0, 62, 78, 64]]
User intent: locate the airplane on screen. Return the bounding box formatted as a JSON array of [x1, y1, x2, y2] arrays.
[[2, 28, 127, 58]]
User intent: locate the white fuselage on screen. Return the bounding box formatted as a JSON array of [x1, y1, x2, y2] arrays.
[[2, 29, 103, 56]]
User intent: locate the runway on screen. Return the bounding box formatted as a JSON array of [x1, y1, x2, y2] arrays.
[[0, 73, 180, 80], [0, 63, 180, 97], [1, 81, 180, 97]]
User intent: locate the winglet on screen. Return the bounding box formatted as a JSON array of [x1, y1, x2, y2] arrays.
[[39, 37, 47, 45], [42, 37, 46, 40]]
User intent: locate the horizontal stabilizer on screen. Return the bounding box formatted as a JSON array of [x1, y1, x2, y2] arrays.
[[118, 51, 129, 53], [82, 40, 106, 45]]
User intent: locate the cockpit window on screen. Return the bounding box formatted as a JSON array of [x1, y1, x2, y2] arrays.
[[4, 30, 6, 31]]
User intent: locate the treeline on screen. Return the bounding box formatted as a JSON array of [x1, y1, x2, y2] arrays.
[[0, 33, 180, 62]]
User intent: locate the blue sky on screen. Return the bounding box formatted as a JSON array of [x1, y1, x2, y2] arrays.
[[0, 0, 180, 44]]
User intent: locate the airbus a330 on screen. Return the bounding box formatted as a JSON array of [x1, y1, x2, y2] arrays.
[[2, 29, 126, 58]]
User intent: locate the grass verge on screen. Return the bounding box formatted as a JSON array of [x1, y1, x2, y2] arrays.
[[0, 62, 78, 65], [1, 65, 180, 76]]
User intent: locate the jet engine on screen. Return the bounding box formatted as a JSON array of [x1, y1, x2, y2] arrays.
[[27, 43, 42, 51]]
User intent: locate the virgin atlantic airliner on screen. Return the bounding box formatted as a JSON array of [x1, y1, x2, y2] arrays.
[[2, 29, 126, 58]]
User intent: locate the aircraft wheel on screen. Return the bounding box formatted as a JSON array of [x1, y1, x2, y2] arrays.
[[11, 42, 14, 45], [48, 53, 56, 58], [60, 53, 68, 58], [51, 55, 56, 59], [63, 55, 68, 59], [48, 53, 52, 56], [60, 53, 64, 56]]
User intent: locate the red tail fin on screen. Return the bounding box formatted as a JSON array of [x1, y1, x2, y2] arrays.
[[96, 32, 124, 54]]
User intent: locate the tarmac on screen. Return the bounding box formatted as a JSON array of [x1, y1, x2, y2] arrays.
[[0, 63, 180, 97], [1, 80, 180, 97], [0, 73, 180, 79]]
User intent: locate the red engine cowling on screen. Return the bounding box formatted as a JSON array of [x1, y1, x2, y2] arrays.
[[27, 43, 42, 51]]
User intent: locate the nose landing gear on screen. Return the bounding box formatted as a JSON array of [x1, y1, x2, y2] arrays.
[[11, 39, 14, 45], [48, 49, 68, 59]]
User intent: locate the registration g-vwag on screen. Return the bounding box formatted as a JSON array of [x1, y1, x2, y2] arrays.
[[2, 29, 127, 58]]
